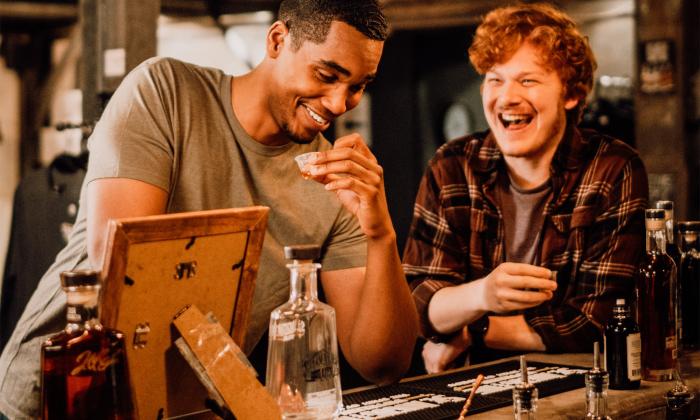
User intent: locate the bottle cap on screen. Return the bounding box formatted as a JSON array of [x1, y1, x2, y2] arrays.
[[645, 208, 666, 220], [678, 221, 700, 232], [645, 209, 666, 230], [60, 270, 100, 288], [284, 245, 321, 261], [654, 200, 674, 211]]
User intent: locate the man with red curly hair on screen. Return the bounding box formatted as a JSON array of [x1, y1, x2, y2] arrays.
[[403, 3, 648, 372]]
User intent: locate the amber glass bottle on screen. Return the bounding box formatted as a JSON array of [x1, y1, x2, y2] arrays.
[[655, 201, 680, 268], [636, 209, 677, 381], [41, 270, 134, 419]]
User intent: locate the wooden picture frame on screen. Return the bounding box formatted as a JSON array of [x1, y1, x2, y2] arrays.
[[99, 206, 269, 419]]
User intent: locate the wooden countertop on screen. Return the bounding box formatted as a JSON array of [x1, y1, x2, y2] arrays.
[[467, 351, 699, 419], [343, 350, 699, 419]]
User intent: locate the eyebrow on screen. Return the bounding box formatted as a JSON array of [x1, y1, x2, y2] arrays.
[[487, 69, 547, 78], [318, 59, 376, 83]]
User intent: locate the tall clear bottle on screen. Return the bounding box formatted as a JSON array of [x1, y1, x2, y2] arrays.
[[266, 245, 342, 419], [677, 221, 700, 349], [41, 270, 134, 419], [636, 208, 677, 381], [604, 299, 641, 390]]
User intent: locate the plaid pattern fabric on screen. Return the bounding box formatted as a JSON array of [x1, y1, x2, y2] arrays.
[[403, 127, 649, 352]]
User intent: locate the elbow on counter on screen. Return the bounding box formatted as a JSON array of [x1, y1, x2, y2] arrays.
[[353, 341, 416, 386]]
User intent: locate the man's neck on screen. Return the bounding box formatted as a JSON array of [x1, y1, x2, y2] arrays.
[[504, 156, 553, 190], [501, 122, 569, 189], [231, 69, 288, 146]]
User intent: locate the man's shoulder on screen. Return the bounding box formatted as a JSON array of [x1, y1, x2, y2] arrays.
[[579, 128, 641, 163], [130, 56, 226, 89], [430, 130, 492, 167], [568, 129, 648, 201]]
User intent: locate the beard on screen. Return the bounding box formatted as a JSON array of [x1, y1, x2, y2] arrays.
[[498, 102, 568, 159], [280, 120, 318, 145]]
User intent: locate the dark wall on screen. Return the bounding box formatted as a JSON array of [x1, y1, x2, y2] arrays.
[[368, 25, 483, 254]]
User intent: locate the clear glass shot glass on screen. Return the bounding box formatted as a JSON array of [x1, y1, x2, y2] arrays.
[[294, 152, 317, 180]]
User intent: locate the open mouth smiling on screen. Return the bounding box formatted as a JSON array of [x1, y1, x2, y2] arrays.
[[303, 105, 329, 126], [499, 113, 533, 129]]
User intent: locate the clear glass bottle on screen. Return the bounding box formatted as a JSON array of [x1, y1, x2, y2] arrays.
[[585, 342, 612, 420], [604, 299, 641, 390], [512, 355, 537, 420], [266, 245, 342, 419], [636, 208, 677, 381], [41, 270, 134, 420], [678, 221, 700, 349]]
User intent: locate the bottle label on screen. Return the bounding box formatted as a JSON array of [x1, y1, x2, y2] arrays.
[[305, 388, 338, 411], [70, 347, 122, 376], [66, 306, 98, 323], [304, 349, 339, 381], [270, 319, 305, 342], [626, 332, 642, 380]]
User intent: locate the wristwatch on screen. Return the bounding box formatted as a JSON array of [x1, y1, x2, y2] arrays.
[[467, 315, 490, 349]]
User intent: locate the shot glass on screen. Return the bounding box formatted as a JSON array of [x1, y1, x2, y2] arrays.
[[294, 152, 316, 179]]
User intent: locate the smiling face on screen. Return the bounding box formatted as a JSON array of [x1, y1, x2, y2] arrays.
[[482, 42, 578, 162], [266, 20, 383, 145]]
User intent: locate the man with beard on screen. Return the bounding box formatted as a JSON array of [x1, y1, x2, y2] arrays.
[[404, 3, 648, 373], [0, 1, 418, 417]]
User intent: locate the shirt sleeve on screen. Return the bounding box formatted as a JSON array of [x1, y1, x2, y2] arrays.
[[524, 152, 649, 352], [402, 157, 470, 340], [321, 206, 367, 271], [85, 58, 177, 192]]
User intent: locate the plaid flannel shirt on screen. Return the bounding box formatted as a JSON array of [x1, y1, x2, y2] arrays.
[[403, 127, 649, 352]]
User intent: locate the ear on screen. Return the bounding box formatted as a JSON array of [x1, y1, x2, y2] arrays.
[[266, 20, 288, 58], [564, 97, 579, 110]]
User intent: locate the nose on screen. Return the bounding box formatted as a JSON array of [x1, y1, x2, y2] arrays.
[[498, 80, 523, 107], [321, 86, 353, 116]]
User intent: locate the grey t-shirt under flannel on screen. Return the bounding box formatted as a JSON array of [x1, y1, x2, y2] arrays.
[[0, 57, 367, 418]]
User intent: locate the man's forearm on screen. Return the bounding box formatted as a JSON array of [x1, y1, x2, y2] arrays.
[[484, 315, 545, 351], [348, 233, 418, 384], [427, 280, 487, 334]]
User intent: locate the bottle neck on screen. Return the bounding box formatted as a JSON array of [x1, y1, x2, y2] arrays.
[[680, 231, 700, 253], [664, 211, 674, 243], [646, 228, 667, 254], [287, 261, 321, 302], [65, 289, 100, 331]]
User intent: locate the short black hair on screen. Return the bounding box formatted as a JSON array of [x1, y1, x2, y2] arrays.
[[278, 0, 389, 50]]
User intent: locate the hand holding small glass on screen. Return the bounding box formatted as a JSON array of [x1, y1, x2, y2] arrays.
[[295, 133, 393, 240]]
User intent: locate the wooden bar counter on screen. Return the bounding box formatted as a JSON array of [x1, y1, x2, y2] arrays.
[[468, 351, 700, 419], [343, 350, 700, 419]]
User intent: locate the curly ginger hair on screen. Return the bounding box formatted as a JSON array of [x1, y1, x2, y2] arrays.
[[469, 3, 597, 121]]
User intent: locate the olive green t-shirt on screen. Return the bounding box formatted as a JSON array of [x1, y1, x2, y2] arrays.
[[0, 57, 366, 418]]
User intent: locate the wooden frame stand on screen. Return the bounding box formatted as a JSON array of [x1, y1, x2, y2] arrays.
[[100, 207, 269, 419]]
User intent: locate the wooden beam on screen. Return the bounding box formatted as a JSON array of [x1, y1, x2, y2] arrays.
[[0, 2, 77, 20], [382, 0, 504, 31]]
